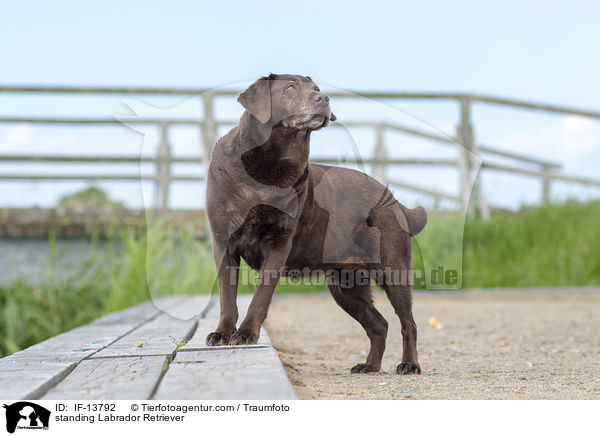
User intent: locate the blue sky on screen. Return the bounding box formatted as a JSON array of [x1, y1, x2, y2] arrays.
[[1, 0, 599, 209], [1, 0, 599, 103]]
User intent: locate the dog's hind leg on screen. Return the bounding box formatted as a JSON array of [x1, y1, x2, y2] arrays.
[[328, 282, 388, 373], [380, 271, 421, 375], [369, 204, 422, 375]]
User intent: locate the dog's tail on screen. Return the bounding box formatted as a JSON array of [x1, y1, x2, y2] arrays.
[[370, 188, 428, 236], [402, 204, 427, 236]]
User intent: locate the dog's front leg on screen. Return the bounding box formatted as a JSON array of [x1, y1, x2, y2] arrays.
[[206, 248, 240, 346], [230, 247, 290, 345]]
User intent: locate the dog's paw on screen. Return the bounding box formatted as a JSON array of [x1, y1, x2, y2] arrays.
[[229, 329, 258, 345], [350, 363, 380, 374], [206, 331, 233, 346], [396, 362, 422, 375]]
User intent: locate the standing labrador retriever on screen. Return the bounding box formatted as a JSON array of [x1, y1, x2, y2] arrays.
[[206, 74, 426, 374]]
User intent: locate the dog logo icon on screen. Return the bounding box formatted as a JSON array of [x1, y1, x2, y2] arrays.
[[3, 402, 50, 433]]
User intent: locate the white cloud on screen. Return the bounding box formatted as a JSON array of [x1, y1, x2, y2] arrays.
[[0, 123, 34, 151], [495, 115, 600, 168], [558, 115, 600, 157]]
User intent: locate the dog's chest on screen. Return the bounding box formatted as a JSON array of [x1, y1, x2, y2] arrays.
[[233, 204, 294, 270]]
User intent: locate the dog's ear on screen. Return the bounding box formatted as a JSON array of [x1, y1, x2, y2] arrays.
[[238, 75, 272, 124]]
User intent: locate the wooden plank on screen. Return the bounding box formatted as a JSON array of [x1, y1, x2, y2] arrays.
[[0, 154, 203, 163], [41, 356, 167, 400], [0, 360, 77, 400], [154, 348, 297, 400], [4, 86, 599, 119], [179, 295, 271, 349], [178, 318, 271, 350], [156, 295, 213, 320], [91, 296, 184, 326], [0, 296, 182, 399], [388, 178, 461, 202], [312, 157, 458, 166], [0, 295, 296, 400], [91, 313, 198, 358], [483, 162, 600, 187]]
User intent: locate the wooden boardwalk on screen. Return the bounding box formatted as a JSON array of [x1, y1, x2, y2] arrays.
[[0, 295, 297, 400]]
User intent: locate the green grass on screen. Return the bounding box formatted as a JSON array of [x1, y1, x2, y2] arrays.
[[461, 200, 600, 287], [1, 200, 600, 357], [411, 200, 600, 288]]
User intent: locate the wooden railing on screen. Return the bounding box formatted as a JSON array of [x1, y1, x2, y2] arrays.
[[1, 85, 600, 217]]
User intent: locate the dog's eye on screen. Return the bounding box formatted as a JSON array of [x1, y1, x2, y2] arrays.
[[286, 83, 297, 90]]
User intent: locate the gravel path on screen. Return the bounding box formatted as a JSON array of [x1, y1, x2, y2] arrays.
[[265, 290, 600, 399]]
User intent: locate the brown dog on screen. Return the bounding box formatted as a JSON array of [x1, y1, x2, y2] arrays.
[[205, 74, 426, 374]]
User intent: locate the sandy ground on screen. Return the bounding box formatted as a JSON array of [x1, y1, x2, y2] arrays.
[[265, 290, 600, 400]]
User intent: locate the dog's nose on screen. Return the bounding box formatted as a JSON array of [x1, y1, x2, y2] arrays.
[[312, 92, 329, 104]]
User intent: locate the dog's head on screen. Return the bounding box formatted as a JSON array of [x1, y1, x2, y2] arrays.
[[238, 73, 336, 131]]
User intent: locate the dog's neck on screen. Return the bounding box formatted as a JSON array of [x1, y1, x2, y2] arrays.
[[239, 113, 310, 188]]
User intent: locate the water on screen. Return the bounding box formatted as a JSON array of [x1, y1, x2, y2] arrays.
[[0, 238, 112, 286]]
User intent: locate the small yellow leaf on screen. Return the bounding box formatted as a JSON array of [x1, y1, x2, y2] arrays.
[[428, 317, 440, 327]]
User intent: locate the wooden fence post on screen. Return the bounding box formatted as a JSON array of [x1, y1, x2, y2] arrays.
[[156, 122, 171, 213], [541, 164, 553, 204], [457, 98, 490, 220], [201, 92, 217, 175], [373, 124, 387, 183], [457, 130, 471, 213]]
